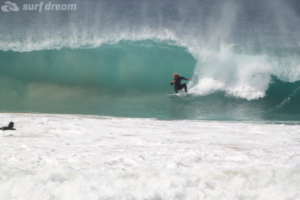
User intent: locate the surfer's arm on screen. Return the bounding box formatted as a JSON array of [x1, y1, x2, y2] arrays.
[[170, 80, 175, 86], [181, 77, 191, 81]]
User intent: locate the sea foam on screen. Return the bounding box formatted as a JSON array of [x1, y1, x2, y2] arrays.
[[0, 113, 299, 199]]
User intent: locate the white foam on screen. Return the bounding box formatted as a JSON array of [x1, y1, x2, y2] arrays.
[[189, 45, 274, 100], [0, 113, 299, 199], [0, 30, 179, 52]]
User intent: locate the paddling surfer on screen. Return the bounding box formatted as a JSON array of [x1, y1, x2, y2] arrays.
[[0, 122, 16, 131], [170, 73, 191, 93]]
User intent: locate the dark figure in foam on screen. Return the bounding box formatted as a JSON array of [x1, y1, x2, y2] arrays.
[[0, 122, 16, 131]]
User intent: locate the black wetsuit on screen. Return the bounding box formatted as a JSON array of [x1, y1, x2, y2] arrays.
[[0, 127, 16, 131], [0, 122, 16, 131], [170, 76, 188, 93]]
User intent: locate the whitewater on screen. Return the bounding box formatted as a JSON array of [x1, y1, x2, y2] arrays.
[[1, 0, 300, 199], [1, 113, 300, 199]]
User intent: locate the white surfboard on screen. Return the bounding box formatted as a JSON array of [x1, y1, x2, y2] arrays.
[[166, 92, 197, 99], [166, 93, 188, 99]]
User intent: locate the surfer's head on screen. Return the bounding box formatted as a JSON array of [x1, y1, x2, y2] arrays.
[[8, 122, 14, 128], [173, 73, 179, 79]]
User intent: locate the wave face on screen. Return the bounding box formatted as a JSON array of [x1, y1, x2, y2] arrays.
[[1, 0, 300, 121]]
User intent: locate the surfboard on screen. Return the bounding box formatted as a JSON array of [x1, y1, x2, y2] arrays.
[[166, 92, 197, 99], [166, 93, 188, 99]]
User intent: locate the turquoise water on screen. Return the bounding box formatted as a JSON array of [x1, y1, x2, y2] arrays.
[[1, 0, 300, 121], [1, 40, 300, 121]]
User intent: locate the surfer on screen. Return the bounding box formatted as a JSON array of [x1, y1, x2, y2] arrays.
[[170, 73, 191, 93], [0, 122, 16, 131]]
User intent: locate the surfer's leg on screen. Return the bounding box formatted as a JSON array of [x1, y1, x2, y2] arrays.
[[175, 85, 187, 93], [174, 86, 178, 93], [182, 84, 187, 92]]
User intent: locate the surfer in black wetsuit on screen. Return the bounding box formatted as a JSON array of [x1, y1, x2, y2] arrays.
[[170, 73, 191, 93], [0, 122, 16, 131]]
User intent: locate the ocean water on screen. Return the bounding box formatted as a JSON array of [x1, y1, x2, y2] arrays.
[[1, 0, 300, 199], [1, 0, 300, 121]]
